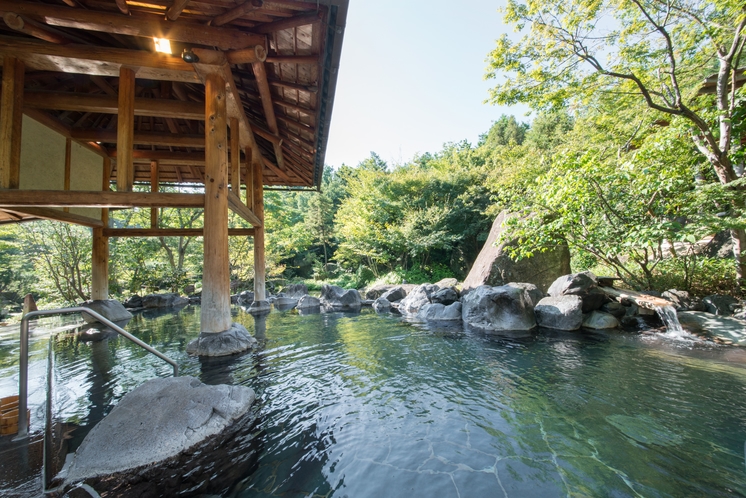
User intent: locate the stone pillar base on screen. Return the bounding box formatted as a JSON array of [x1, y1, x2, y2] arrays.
[[186, 323, 257, 357], [248, 300, 271, 314]]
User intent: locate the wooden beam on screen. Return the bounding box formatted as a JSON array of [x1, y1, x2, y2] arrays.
[[250, 123, 282, 145], [25, 91, 204, 120], [104, 227, 255, 237], [262, 156, 291, 183], [230, 117, 240, 198], [123, 150, 206, 165], [150, 160, 158, 228], [0, 36, 200, 83], [114, 0, 129, 15], [226, 46, 267, 65], [266, 77, 317, 93], [211, 0, 263, 27], [202, 71, 231, 333], [252, 11, 321, 34], [116, 66, 135, 192], [252, 59, 286, 171], [73, 129, 205, 147], [228, 190, 261, 227], [3, 12, 75, 45], [192, 59, 263, 172], [274, 99, 314, 116], [265, 55, 318, 65], [0, 190, 205, 208], [0, 1, 265, 51], [165, 0, 191, 21], [0, 56, 23, 189], [2, 207, 104, 227]]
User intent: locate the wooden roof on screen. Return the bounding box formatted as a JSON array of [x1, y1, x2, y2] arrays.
[[0, 0, 348, 191]]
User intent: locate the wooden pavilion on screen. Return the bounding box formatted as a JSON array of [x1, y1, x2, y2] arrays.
[[0, 0, 348, 338]]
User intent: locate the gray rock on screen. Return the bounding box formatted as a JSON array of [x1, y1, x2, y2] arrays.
[[297, 295, 321, 309], [418, 302, 462, 321], [282, 284, 308, 299], [361, 299, 374, 306], [703, 294, 738, 316], [661, 289, 705, 312], [507, 282, 544, 307], [372, 297, 391, 313], [247, 300, 270, 313], [273, 297, 298, 309], [142, 293, 188, 309], [434, 277, 458, 288], [230, 294, 239, 304], [601, 301, 627, 319], [582, 310, 620, 330], [547, 271, 598, 298], [679, 311, 746, 345], [431, 287, 459, 306], [186, 323, 257, 356], [462, 210, 571, 293], [365, 285, 395, 300], [80, 300, 133, 324], [183, 284, 195, 295], [320, 285, 362, 311], [461, 285, 537, 331], [399, 283, 439, 315], [534, 296, 584, 331], [582, 287, 608, 312], [122, 295, 142, 309], [380, 286, 407, 303], [237, 290, 254, 305], [62, 376, 255, 485]]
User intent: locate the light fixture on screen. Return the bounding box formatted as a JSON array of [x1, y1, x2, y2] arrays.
[[153, 37, 172, 55], [181, 48, 199, 63]]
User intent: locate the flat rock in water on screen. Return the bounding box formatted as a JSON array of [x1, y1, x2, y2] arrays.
[[678, 311, 746, 345], [80, 300, 133, 324], [62, 377, 255, 485], [606, 414, 683, 447]]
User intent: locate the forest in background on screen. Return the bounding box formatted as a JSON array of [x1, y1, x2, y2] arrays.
[[1, 0, 744, 310]]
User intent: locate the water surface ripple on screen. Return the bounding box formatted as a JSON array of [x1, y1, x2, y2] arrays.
[[1, 307, 745, 497]]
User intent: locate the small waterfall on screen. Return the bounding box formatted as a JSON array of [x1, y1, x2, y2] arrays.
[[654, 305, 685, 337]]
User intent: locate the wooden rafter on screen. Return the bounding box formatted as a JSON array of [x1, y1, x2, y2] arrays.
[[0, 190, 205, 208]]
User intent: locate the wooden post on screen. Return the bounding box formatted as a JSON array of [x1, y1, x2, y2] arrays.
[[245, 146, 253, 208], [91, 157, 110, 300], [116, 66, 135, 192], [0, 56, 24, 189], [63, 138, 71, 213], [150, 160, 159, 228], [230, 117, 240, 201], [252, 155, 265, 301], [201, 72, 232, 333]]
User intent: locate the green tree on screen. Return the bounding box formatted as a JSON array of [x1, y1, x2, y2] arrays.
[[486, 0, 746, 284]]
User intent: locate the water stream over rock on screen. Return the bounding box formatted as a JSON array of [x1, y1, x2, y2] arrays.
[[654, 305, 686, 338]]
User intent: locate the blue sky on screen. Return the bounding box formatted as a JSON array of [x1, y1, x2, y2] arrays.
[[323, 0, 527, 168]]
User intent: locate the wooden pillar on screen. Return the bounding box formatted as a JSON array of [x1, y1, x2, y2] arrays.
[[201, 72, 231, 333], [63, 138, 71, 212], [91, 157, 111, 300], [0, 56, 24, 189], [230, 117, 240, 201], [150, 160, 159, 228], [245, 146, 254, 208], [116, 66, 135, 192], [252, 155, 265, 301]]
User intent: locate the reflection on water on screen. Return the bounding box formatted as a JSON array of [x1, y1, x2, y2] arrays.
[[0, 306, 745, 497]]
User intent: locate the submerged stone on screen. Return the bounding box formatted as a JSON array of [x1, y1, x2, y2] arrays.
[[80, 299, 133, 324], [61, 376, 256, 486], [606, 414, 683, 447], [186, 323, 257, 356]]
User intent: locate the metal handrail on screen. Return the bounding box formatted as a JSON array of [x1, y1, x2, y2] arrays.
[[14, 307, 179, 441]]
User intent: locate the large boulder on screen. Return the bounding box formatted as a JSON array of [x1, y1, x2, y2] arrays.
[[534, 296, 584, 331], [320, 285, 362, 311], [547, 271, 598, 297], [372, 297, 391, 313], [462, 211, 571, 293], [399, 284, 439, 315], [703, 295, 738, 316], [661, 289, 704, 312], [507, 282, 544, 307], [282, 284, 308, 299], [80, 300, 133, 324], [297, 295, 321, 309], [142, 292, 188, 309], [461, 285, 537, 331], [430, 287, 459, 306], [380, 286, 408, 303], [418, 302, 462, 321], [237, 290, 254, 305], [61, 377, 255, 487], [122, 295, 142, 309], [582, 310, 620, 330]]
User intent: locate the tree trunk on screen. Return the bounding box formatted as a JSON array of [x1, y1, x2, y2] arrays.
[[731, 227, 746, 289]]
